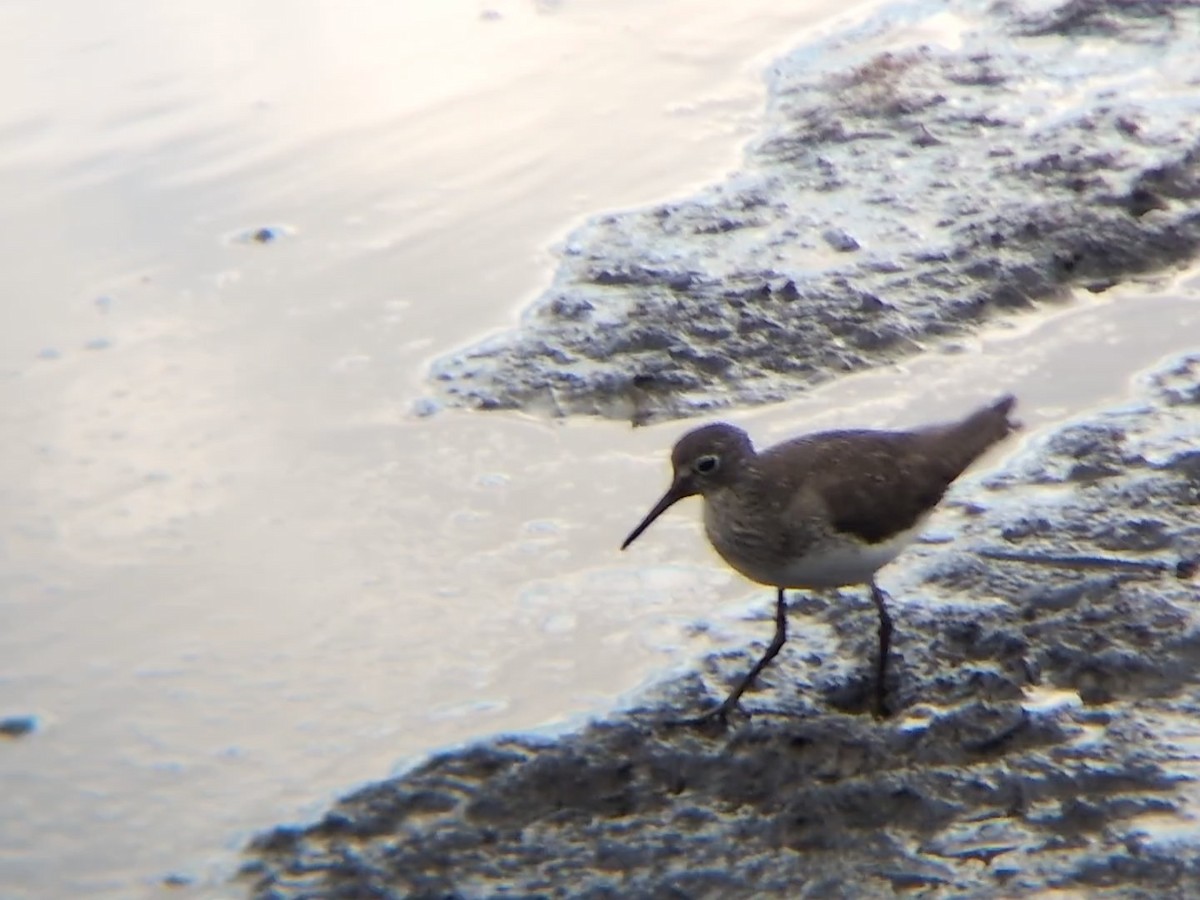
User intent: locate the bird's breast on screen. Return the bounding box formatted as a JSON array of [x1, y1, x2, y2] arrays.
[[701, 490, 794, 586], [702, 493, 926, 589]]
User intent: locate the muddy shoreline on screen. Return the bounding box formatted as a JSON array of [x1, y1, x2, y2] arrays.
[[245, 354, 1200, 896], [242, 1, 1200, 897], [428, 0, 1200, 424]]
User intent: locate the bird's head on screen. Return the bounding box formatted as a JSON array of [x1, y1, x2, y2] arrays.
[[621, 423, 755, 550]]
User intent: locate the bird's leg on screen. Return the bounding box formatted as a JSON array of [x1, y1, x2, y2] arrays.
[[675, 588, 789, 727], [869, 579, 893, 718]]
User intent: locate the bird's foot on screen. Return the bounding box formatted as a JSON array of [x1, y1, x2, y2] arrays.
[[870, 689, 893, 721], [824, 675, 893, 719], [664, 699, 742, 730]]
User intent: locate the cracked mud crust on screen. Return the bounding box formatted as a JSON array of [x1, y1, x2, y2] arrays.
[[243, 352, 1200, 897], [427, 0, 1200, 424]]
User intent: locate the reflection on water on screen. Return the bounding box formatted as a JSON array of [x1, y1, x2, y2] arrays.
[[2, 1, 1200, 897], [0, 0, 886, 896]]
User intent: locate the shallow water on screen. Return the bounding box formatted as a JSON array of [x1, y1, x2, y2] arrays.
[[1, 0, 889, 895], [2, 1, 1199, 897]]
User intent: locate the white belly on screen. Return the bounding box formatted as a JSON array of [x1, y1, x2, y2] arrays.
[[709, 516, 927, 590], [772, 524, 923, 588]]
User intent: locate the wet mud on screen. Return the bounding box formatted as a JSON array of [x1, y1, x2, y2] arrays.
[[428, 0, 1200, 424], [240, 1, 1200, 896], [244, 352, 1200, 896]]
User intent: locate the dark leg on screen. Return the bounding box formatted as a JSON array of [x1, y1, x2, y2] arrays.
[[869, 579, 893, 718], [676, 588, 789, 727]]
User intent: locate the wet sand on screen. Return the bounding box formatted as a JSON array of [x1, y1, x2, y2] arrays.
[[1, 0, 889, 896], [247, 352, 1200, 895], [243, 0, 1200, 895], [2, 0, 1200, 897]]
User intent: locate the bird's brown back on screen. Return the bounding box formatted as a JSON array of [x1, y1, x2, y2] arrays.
[[759, 395, 1017, 545]]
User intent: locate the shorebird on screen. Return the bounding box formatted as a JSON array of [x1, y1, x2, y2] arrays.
[[621, 395, 1018, 725]]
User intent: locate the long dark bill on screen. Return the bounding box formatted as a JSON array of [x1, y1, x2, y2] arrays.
[[620, 481, 689, 550]]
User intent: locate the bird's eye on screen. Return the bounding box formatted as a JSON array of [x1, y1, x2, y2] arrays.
[[694, 454, 720, 475]]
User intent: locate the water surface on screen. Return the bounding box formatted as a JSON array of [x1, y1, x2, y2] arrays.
[[2, 1, 1198, 896]]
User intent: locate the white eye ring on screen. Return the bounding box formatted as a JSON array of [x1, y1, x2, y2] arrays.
[[694, 454, 720, 475]]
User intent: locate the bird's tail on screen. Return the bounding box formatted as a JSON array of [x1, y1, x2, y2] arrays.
[[929, 394, 1020, 478]]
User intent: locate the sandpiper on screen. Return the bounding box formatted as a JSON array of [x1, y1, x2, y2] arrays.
[[621, 395, 1018, 724]]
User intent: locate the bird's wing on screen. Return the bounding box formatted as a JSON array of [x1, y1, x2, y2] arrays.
[[768, 431, 951, 545], [769, 397, 1015, 546]]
